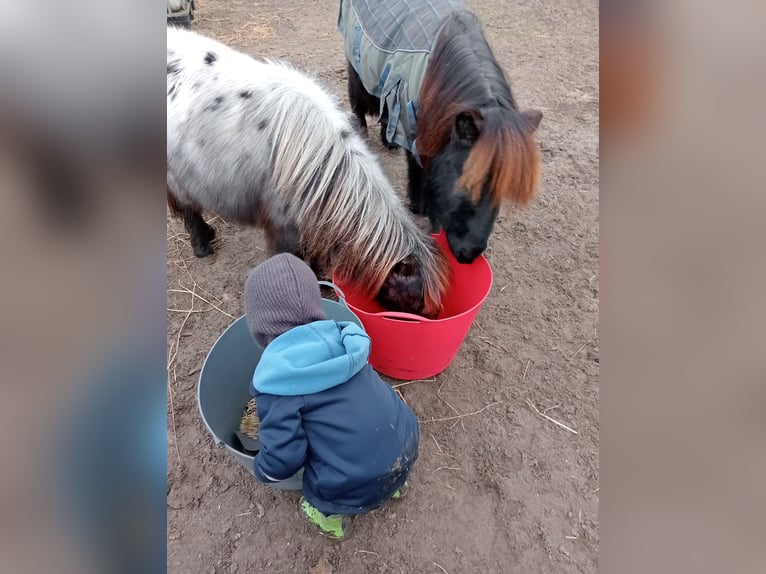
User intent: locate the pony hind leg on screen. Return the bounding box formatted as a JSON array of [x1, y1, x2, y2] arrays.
[[167, 189, 216, 257], [346, 60, 397, 150], [347, 61, 370, 137]]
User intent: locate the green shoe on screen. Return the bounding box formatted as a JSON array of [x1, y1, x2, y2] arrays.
[[300, 496, 350, 539], [391, 481, 409, 500]]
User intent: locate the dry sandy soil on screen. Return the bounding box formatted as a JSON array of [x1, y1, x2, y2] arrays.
[[167, 0, 599, 572]]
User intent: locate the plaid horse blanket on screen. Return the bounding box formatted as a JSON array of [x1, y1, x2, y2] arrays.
[[338, 0, 466, 154]]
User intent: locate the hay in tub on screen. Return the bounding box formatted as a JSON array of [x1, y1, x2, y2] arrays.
[[239, 397, 260, 440]]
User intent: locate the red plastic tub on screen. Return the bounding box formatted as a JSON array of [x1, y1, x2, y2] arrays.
[[333, 232, 493, 380]]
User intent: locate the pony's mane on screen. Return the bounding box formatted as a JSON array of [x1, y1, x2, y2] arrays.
[[417, 11, 541, 208], [259, 61, 449, 315]]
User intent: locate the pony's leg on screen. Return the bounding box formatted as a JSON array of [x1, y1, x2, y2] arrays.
[[346, 61, 369, 138], [406, 151, 427, 216], [259, 211, 326, 279], [167, 190, 216, 257], [268, 220, 301, 256], [255, 202, 301, 257]]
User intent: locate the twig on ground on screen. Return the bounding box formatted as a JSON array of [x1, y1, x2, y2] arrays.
[[421, 401, 502, 424], [433, 562, 449, 574], [235, 512, 252, 517], [166, 277, 201, 467], [206, 215, 229, 226], [169, 286, 236, 319], [433, 466, 461, 472], [167, 308, 209, 314], [431, 433, 457, 458], [449, 418, 467, 431], [167, 287, 196, 375], [167, 231, 189, 242], [479, 337, 509, 353], [166, 343, 184, 467], [176, 255, 230, 307], [522, 360, 531, 381], [526, 399, 578, 434], [568, 343, 587, 362], [167, 378, 182, 466], [392, 378, 435, 389], [436, 379, 460, 416], [354, 550, 379, 557]]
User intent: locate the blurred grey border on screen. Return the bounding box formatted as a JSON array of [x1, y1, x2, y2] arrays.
[[0, 2, 166, 572], [602, 0, 766, 572]]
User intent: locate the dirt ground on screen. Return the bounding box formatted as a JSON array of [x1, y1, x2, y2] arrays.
[[167, 0, 599, 572]]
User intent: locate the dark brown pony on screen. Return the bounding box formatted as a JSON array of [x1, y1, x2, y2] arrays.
[[347, 10, 542, 264]]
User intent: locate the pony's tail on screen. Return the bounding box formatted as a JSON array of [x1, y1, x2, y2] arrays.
[[457, 107, 541, 208]]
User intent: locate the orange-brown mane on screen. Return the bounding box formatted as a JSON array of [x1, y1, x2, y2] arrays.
[[417, 11, 541, 208]]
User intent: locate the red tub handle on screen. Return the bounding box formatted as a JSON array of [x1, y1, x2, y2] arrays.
[[378, 311, 428, 323]]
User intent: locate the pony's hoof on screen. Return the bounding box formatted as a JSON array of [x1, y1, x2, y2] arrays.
[[192, 243, 215, 258], [196, 252, 218, 265], [380, 136, 399, 151]]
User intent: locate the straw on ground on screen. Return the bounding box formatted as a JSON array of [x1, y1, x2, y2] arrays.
[[433, 466, 460, 472], [166, 283, 198, 466], [392, 378, 435, 389], [478, 336, 509, 353], [421, 401, 502, 423], [526, 399, 578, 434]]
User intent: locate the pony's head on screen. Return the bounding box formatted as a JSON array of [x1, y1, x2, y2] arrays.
[[375, 240, 450, 319], [417, 11, 543, 264], [421, 108, 542, 263]]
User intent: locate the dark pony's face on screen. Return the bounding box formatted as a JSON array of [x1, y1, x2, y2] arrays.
[[425, 114, 498, 264], [376, 257, 430, 318]]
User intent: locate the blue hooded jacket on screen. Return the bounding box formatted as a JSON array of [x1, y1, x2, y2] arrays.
[[251, 320, 419, 516]]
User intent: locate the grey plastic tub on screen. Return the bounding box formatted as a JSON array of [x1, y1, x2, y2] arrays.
[[197, 282, 363, 490]]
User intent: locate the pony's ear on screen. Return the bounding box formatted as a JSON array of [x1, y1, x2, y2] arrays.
[[521, 109, 543, 132], [455, 112, 479, 143]]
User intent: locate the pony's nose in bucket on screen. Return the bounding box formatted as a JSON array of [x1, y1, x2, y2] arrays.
[[333, 232, 493, 380], [197, 283, 363, 489]]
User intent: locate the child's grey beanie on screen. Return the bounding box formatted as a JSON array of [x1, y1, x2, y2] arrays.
[[244, 253, 326, 347]]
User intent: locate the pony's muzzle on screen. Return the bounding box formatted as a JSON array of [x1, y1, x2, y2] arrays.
[[451, 240, 487, 264]]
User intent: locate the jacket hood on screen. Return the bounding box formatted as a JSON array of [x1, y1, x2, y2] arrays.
[[252, 320, 370, 396]]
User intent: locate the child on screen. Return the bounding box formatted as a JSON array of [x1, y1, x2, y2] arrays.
[[243, 253, 419, 539]]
